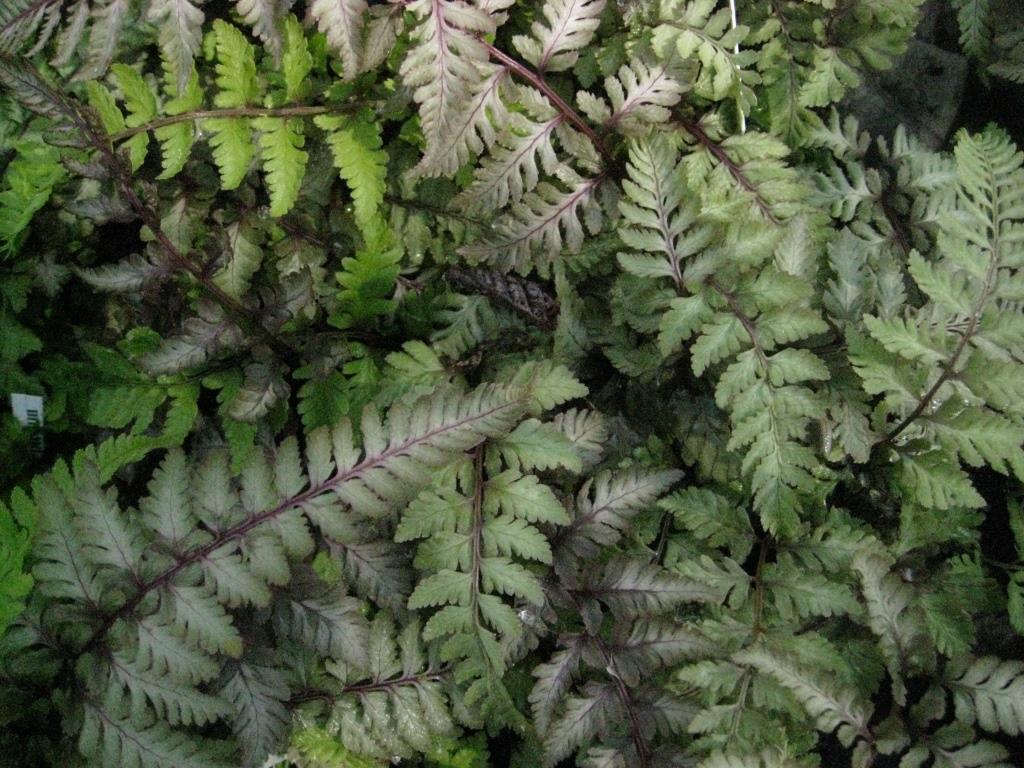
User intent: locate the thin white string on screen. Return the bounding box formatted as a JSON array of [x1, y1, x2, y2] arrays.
[[728, 0, 747, 133]]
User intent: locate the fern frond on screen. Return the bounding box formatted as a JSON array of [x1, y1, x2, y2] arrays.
[[0, 490, 34, 634], [662, 487, 754, 561], [140, 301, 246, 375], [316, 110, 388, 245], [0, 134, 66, 257], [652, 0, 754, 103], [412, 63, 509, 179], [680, 119, 805, 222], [530, 639, 583, 734], [212, 220, 264, 298], [23, 381, 531, 765], [905, 728, 1011, 768], [432, 294, 502, 360], [617, 134, 714, 288], [0, 0, 63, 55], [853, 551, 930, 704], [491, 418, 581, 472], [560, 467, 681, 556], [736, 646, 874, 748], [50, 0, 89, 66], [325, 529, 411, 612], [459, 167, 604, 276], [0, 50, 85, 122], [579, 57, 688, 137], [541, 682, 618, 765], [75, 0, 131, 82], [80, 693, 231, 768], [323, 616, 456, 761], [233, 0, 287, 62], [255, 116, 308, 216], [331, 245, 402, 328], [221, 662, 291, 767], [552, 408, 607, 469], [32, 472, 108, 609], [397, 367, 585, 723], [308, 0, 368, 78], [109, 653, 230, 727], [723, 350, 830, 538], [586, 556, 716, 618], [279, 581, 371, 667], [610, 618, 715, 685], [146, 0, 205, 94], [513, 0, 606, 74], [853, 126, 1024, 501], [206, 19, 260, 189], [400, 0, 494, 176], [155, 68, 203, 178], [455, 108, 561, 214], [952, 0, 992, 61], [947, 656, 1024, 737]]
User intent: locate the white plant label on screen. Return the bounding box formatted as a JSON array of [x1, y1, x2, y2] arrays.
[[10, 394, 45, 451]]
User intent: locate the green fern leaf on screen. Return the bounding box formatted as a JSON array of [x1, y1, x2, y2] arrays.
[[280, 14, 312, 102], [207, 114, 254, 190], [331, 246, 402, 328], [316, 110, 388, 246], [255, 116, 308, 216], [0, 135, 65, 257], [0, 489, 34, 634], [952, 0, 993, 60], [491, 419, 581, 473], [155, 68, 203, 179], [206, 21, 260, 189], [221, 662, 291, 768], [652, 0, 754, 102], [211, 19, 258, 108], [79, 693, 231, 768]]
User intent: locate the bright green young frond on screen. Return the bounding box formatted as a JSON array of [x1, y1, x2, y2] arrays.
[[0, 136, 64, 257], [316, 111, 388, 246], [211, 19, 258, 108], [155, 69, 203, 179], [0, 490, 33, 634], [617, 134, 714, 288], [256, 117, 308, 216]]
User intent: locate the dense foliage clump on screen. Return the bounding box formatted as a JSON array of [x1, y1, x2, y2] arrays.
[[1, 1, 1023, 767]]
